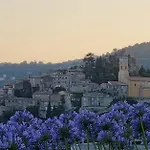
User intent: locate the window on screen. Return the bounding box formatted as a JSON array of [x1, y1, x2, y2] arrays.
[[125, 66, 127, 70], [134, 83, 136, 86], [121, 66, 123, 70], [99, 102, 100, 106]]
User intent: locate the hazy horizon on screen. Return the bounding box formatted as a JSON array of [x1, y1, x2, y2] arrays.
[[0, 0, 150, 63]]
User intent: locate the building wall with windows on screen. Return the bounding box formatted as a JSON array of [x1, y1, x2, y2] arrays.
[[100, 81, 128, 97], [32, 91, 51, 101], [52, 74, 70, 89], [29, 76, 42, 87], [70, 82, 100, 93], [5, 97, 38, 110], [128, 77, 150, 98], [81, 93, 112, 108], [118, 57, 150, 98]]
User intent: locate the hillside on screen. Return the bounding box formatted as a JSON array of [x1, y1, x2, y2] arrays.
[[0, 59, 83, 87], [118, 42, 150, 68], [1, 42, 150, 86]]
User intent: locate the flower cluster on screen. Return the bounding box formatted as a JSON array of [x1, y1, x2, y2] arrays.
[[1, 102, 150, 149]]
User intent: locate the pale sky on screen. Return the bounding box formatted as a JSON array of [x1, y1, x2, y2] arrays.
[[0, 0, 150, 63]]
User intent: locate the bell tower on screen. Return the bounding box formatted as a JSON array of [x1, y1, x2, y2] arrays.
[[118, 57, 129, 84]]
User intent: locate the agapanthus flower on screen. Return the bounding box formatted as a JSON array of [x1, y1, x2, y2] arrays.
[[1, 102, 150, 149], [110, 101, 133, 115], [73, 109, 98, 142], [9, 110, 34, 125], [49, 114, 80, 149]]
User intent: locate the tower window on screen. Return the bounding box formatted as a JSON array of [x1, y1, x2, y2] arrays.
[[134, 83, 136, 86], [121, 66, 123, 70], [125, 66, 127, 70]]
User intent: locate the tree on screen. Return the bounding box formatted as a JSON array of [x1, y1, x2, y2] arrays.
[[46, 102, 52, 118], [50, 105, 65, 118], [26, 106, 39, 118], [53, 86, 66, 93], [38, 61, 44, 65], [1, 110, 16, 123], [20, 61, 27, 65], [83, 53, 95, 79], [139, 65, 146, 77], [113, 48, 117, 54]]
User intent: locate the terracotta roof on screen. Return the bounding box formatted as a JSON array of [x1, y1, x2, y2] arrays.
[[108, 81, 127, 86], [128, 77, 150, 82], [101, 83, 110, 86]]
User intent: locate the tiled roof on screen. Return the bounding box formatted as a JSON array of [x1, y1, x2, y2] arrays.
[[101, 83, 110, 86], [108, 81, 127, 86], [33, 91, 51, 95]]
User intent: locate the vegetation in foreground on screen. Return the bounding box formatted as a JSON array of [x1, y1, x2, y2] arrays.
[[1, 102, 150, 150]]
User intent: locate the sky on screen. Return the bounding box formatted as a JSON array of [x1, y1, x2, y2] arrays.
[[0, 0, 150, 63]]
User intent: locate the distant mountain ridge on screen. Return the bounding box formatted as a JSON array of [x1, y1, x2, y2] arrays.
[[0, 42, 150, 84], [119, 42, 150, 68]]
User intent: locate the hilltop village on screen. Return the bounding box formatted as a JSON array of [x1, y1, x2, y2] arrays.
[[0, 56, 150, 122]]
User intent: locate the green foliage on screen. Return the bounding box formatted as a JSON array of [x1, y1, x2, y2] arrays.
[[53, 87, 66, 93], [46, 102, 51, 118], [71, 93, 83, 99], [83, 53, 119, 84], [139, 65, 150, 77], [110, 97, 137, 106], [83, 50, 150, 84], [0, 110, 16, 123], [70, 93, 83, 112], [83, 53, 95, 80], [72, 100, 81, 112], [26, 105, 39, 118], [51, 105, 65, 117], [46, 104, 65, 118]]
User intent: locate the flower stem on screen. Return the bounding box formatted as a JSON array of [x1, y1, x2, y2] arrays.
[[92, 140, 97, 150], [97, 142, 102, 150], [86, 130, 90, 150], [65, 138, 70, 150], [133, 138, 138, 150], [140, 118, 148, 150]]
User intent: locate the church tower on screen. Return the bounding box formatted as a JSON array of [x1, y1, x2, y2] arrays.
[[118, 57, 129, 84]]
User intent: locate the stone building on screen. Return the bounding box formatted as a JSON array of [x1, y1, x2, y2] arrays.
[[5, 97, 38, 110], [81, 92, 113, 113], [70, 81, 100, 93], [50, 93, 62, 109], [118, 57, 150, 98], [32, 91, 51, 101], [50, 91, 72, 111], [52, 74, 70, 90], [29, 76, 41, 88], [40, 75, 53, 90], [100, 81, 128, 97], [128, 77, 150, 98], [32, 91, 52, 118], [118, 57, 129, 84], [51, 69, 86, 90]]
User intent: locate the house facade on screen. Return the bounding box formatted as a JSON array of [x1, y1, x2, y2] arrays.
[[118, 57, 150, 98], [101, 81, 128, 97], [81, 92, 113, 113], [5, 97, 38, 110]]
